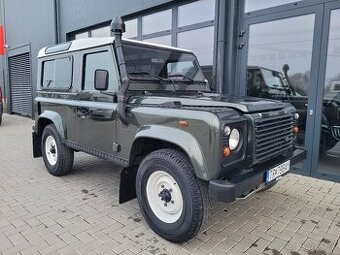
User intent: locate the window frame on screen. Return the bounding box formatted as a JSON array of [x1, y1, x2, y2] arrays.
[[81, 47, 119, 92], [40, 55, 74, 91]]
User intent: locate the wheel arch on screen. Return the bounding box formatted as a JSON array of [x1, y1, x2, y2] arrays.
[[131, 125, 208, 180], [32, 111, 67, 158], [37, 111, 66, 139], [119, 125, 209, 204]]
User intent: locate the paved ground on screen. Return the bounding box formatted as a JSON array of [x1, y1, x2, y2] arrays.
[[0, 114, 340, 255]]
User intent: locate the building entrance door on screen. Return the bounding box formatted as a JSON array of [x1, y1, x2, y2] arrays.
[[239, 5, 325, 177], [312, 2, 340, 181]]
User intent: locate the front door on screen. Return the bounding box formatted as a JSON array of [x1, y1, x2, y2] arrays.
[[239, 5, 324, 176], [75, 47, 119, 154]]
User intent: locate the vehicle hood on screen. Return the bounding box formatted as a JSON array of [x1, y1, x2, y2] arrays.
[[129, 93, 291, 113]]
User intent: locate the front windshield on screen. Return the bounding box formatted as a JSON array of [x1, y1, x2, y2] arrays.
[[122, 42, 209, 91], [261, 69, 293, 96], [262, 70, 285, 89]]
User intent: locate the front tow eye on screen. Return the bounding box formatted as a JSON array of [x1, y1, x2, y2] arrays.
[[158, 188, 172, 206]]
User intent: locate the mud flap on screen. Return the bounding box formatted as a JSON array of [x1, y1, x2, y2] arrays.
[[119, 166, 137, 203], [32, 132, 42, 158]]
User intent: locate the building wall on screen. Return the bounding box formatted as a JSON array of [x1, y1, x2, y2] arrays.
[[2, 0, 56, 113], [58, 0, 173, 42]]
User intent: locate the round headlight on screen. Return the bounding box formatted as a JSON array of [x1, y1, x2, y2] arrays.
[[229, 129, 240, 150], [223, 125, 231, 136], [294, 113, 299, 120]]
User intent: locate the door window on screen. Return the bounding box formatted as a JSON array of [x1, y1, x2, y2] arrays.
[[42, 56, 73, 89], [83, 51, 119, 91], [317, 9, 340, 176]]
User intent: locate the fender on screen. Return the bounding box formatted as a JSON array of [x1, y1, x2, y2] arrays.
[[37, 110, 66, 139], [134, 125, 209, 180]]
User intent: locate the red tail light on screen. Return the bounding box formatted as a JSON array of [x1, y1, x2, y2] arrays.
[[0, 87, 2, 102]]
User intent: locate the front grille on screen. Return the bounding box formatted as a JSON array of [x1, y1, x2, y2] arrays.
[[331, 126, 340, 140], [254, 114, 293, 163]]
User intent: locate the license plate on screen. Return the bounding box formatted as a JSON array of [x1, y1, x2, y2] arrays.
[[266, 160, 290, 183]]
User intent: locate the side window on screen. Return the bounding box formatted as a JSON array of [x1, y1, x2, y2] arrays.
[[42, 56, 73, 89], [83, 51, 118, 91]]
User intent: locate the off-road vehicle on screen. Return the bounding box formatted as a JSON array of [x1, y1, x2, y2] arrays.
[[32, 17, 305, 242]]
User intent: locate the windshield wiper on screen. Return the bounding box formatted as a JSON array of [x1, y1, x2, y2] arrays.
[[168, 73, 195, 82], [128, 72, 166, 82]]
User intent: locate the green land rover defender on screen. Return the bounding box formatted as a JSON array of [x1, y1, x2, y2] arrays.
[[32, 17, 306, 242]]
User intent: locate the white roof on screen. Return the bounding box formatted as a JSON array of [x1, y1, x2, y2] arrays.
[[38, 37, 192, 58]]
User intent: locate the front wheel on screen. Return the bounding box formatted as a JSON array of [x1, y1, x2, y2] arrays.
[[136, 149, 209, 243], [42, 124, 74, 176]]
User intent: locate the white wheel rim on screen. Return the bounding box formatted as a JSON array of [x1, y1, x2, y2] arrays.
[[146, 170, 184, 224], [45, 135, 58, 166]]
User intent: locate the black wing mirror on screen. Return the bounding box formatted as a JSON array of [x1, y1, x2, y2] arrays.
[[94, 69, 109, 91]]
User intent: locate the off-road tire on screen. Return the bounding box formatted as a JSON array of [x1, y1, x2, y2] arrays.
[[42, 124, 74, 176], [136, 148, 209, 243]]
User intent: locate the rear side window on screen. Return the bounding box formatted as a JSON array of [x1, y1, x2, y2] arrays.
[[42, 56, 73, 89], [83, 51, 119, 91]]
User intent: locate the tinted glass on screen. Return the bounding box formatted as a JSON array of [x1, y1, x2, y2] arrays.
[[84, 51, 118, 91], [142, 9, 172, 35], [317, 9, 340, 176], [245, 0, 302, 13], [143, 35, 172, 46], [246, 15, 315, 171], [178, 0, 215, 27], [42, 56, 73, 89], [123, 19, 138, 38], [91, 26, 110, 37], [122, 42, 207, 91], [177, 26, 214, 66]]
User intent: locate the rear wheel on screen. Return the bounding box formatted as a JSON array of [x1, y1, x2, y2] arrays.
[[136, 149, 209, 243], [42, 124, 74, 176]]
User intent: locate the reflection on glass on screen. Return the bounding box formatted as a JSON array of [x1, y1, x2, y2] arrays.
[[244, 0, 302, 13], [178, 0, 215, 27], [91, 26, 110, 37], [317, 9, 340, 176], [143, 35, 172, 46], [123, 19, 138, 39], [246, 14, 315, 151], [177, 26, 214, 66], [75, 32, 89, 39], [142, 10, 172, 35]]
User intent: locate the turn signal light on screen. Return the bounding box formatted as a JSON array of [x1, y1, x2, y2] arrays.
[[223, 146, 231, 157], [179, 120, 189, 127], [292, 126, 299, 134]]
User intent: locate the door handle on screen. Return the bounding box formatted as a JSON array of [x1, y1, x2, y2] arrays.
[[76, 108, 88, 119]]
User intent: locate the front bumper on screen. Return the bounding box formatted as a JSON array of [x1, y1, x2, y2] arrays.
[[209, 148, 306, 203]]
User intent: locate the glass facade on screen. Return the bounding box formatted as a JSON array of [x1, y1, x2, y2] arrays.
[[178, 26, 214, 66], [178, 0, 215, 27], [246, 15, 315, 153], [91, 26, 110, 37], [123, 19, 138, 39], [142, 9, 172, 35], [143, 35, 172, 46], [244, 0, 303, 13], [317, 8, 340, 176]]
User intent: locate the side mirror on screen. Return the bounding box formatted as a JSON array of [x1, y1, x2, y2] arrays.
[[94, 69, 109, 91]]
